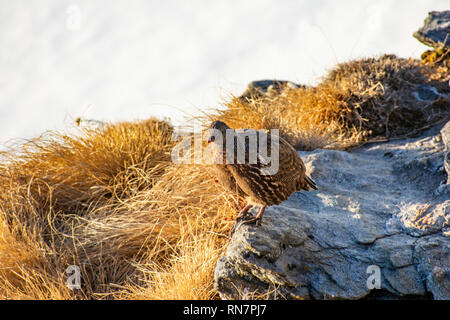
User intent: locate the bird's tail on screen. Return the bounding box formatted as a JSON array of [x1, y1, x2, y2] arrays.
[[304, 175, 318, 191]]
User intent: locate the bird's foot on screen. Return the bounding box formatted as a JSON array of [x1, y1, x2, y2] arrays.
[[230, 206, 264, 237], [230, 215, 262, 236], [239, 215, 262, 226], [238, 206, 264, 226], [236, 210, 253, 220]]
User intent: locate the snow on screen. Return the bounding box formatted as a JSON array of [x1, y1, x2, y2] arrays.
[[0, 0, 448, 143]]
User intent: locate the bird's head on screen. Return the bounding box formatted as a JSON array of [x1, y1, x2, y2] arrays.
[[207, 120, 231, 144]]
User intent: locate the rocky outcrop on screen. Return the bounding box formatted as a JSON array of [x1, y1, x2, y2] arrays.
[[238, 80, 304, 102], [413, 11, 450, 50], [215, 122, 450, 300], [442, 121, 450, 184]]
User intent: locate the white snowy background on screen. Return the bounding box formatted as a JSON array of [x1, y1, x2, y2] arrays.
[[0, 0, 448, 143]]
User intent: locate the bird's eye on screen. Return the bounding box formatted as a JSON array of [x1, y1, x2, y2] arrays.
[[208, 136, 216, 143]]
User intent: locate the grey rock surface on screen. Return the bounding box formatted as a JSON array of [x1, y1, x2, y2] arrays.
[[413, 84, 442, 102], [413, 11, 450, 49], [442, 121, 450, 184], [215, 122, 450, 300]]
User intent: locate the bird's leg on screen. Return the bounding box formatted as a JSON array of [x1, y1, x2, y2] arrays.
[[255, 206, 265, 221], [230, 204, 253, 237], [230, 205, 265, 236], [240, 206, 265, 226], [236, 204, 253, 219], [252, 206, 265, 226]]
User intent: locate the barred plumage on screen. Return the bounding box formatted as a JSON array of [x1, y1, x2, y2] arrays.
[[207, 121, 317, 225]]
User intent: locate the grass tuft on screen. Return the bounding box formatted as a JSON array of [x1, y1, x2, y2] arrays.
[[211, 54, 449, 150]]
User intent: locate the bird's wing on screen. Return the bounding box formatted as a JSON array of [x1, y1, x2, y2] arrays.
[[232, 130, 316, 191], [214, 164, 247, 196], [278, 136, 318, 191]]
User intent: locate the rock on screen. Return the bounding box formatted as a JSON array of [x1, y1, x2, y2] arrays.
[[215, 122, 450, 300], [239, 80, 304, 102], [442, 121, 450, 184], [413, 84, 442, 102], [413, 11, 450, 50]]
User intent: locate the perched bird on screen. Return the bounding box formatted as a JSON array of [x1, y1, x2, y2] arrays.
[[206, 120, 317, 226]]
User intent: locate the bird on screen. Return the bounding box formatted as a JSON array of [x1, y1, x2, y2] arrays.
[[206, 120, 317, 227]]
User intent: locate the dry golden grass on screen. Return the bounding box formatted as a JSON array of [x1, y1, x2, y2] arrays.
[[0, 118, 237, 299], [420, 48, 450, 82], [0, 218, 73, 299], [211, 54, 449, 150], [0, 54, 448, 300]]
